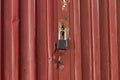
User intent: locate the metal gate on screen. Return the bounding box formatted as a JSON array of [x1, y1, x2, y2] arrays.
[[0, 0, 120, 80]]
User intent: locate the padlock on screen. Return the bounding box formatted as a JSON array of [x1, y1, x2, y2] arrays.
[[57, 26, 68, 50]]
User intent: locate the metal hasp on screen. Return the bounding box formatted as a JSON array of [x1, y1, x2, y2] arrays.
[[56, 0, 70, 50]]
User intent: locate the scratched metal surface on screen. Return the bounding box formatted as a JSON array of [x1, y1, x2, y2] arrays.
[[0, 0, 120, 80]]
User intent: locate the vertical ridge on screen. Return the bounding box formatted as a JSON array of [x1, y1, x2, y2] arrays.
[[19, 0, 36, 79], [90, 0, 101, 80], [3, 0, 19, 79], [108, 0, 119, 80]]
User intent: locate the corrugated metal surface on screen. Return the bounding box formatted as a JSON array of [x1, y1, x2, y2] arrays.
[[0, 0, 120, 80]]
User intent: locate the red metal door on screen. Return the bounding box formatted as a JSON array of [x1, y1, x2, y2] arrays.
[[0, 0, 120, 80]]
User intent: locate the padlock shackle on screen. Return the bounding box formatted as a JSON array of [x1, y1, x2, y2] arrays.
[[58, 28, 61, 40], [58, 28, 67, 40]]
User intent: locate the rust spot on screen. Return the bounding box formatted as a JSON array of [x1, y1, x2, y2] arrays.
[[58, 18, 69, 39]]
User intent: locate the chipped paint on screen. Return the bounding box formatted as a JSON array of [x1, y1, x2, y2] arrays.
[[62, 0, 70, 10]]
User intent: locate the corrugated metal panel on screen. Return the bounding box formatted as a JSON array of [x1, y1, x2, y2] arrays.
[[19, 0, 36, 80], [2, 0, 19, 80], [0, 0, 120, 80], [99, 0, 110, 80]]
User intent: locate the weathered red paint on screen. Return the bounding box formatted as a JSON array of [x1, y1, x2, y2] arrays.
[[91, 0, 101, 80], [1, 0, 120, 80], [3, 0, 19, 80], [47, 0, 54, 80], [36, 0, 48, 80], [108, 0, 119, 80], [69, 0, 75, 80], [117, 0, 120, 80], [99, 0, 110, 80], [80, 0, 93, 80], [73, 0, 82, 79], [19, 0, 36, 80]]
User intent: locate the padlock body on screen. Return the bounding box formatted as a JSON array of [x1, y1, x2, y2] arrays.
[[57, 40, 68, 50]]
